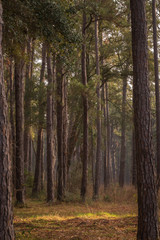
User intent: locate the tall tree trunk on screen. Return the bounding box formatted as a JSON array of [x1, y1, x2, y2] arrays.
[[9, 58, 16, 188], [152, 0, 160, 182], [94, 14, 101, 199], [63, 75, 68, 193], [103, 83, 110, 191], [15, 54, 25, 205], [24, 39, 32, 172], [81, 1, 88, 201], [0, 2, 15, 237], [46, 48, 55, 202], [119, 77, 127, 187], [56, 57, 64, 201], [130, 0, 159, 239], [32, 43, 46, 195]]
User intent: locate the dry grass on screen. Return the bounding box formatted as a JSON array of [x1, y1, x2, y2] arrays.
[[14, 186, 138, 239]]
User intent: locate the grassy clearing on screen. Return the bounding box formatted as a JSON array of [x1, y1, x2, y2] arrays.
[[14, 186, 138, 239]]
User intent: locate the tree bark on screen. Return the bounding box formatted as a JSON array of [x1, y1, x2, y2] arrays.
[[0, 2, 15, 238], [152, 0, 160, 182], [15, 54, 25, 205], [9, 58, 16, 189], [81, 0, 88, 201], [103, 83, 110, 190], [132, 129, 137, 186], [24, 39, 32, 172], [56, 57, 64, 201], [62, 75, 68, 194], [119, 77, 127, 187], [94, 14, 101, 200], [46, 48, 55, 202], [130, 0, 159, 239]]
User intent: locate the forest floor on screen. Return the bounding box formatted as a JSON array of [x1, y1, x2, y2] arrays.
[[14, 186, 139, 240]]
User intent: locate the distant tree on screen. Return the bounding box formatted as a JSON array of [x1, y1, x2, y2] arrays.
[[119, 73, 128, 187], [0, 1, 15, 238], [32, 43, 46, 195], [130, 0, 159, 239]]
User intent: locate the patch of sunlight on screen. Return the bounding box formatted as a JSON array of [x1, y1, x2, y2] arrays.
[[14, 210, 137, 225], [74, 211, 136, 219]]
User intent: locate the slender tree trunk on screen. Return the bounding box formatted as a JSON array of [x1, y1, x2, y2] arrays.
[[40, 133, 44, 190], [0, 2, 15, 237], [46, 48, 54, 202], [63, 75, 68, 193], [81, 1, 88, 201], [106, 84, 110, 184], [28, 138, 32, 173], [94, 14, 101, 199], [24, 39, 32, 172], [152, 0, 160, 182], [15, 54, 25, 205], [103, 83, 110, 190], [9, 58, 16, 189], [130, 0, 159, 239], [32, 43, 46, 195], [110, 125, 116, 182], [119, 77, 127, 187], [56, 58, 64, 201], [103, 85, 107, 191]]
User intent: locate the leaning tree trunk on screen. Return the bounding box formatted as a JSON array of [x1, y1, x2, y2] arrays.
[[15, 54, 25, 205], [0, 2, 15, 238], [130, 0, 159, 239], [32, 43, 46, 195], [94, 14, 101, 200], [119, 76, 127, 187], [81, 0, 88, 201], [152, 0, 160, 183]]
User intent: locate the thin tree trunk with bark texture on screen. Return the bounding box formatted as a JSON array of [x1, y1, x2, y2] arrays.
[[119, 77, 127, 187], [46, 48, 54, 202], [15, 54, 25, 205], [0, 2, 15, 238], [56, 58, 64, 201], [94, 14, 101, 200], [63, 75, 68, 194], [9, 58, 16, 188], [103, 83, 110, 190], [130, 0, 159, 239], [24, 39, 32, 172], [81, 0, 88, 201]]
